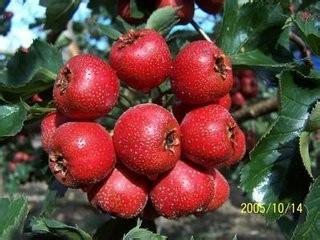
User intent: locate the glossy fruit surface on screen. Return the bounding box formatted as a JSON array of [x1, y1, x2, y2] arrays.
[[113, 103, 180, 179], [150, 160, 214, 218], [171, 40, 233, 105], [88, 167, 148, 219], [49, 122, 116, 188], [156, 0, 194, 23], [53, 54, 119, 120], [180, 104, 239, 168], [110, 29, 171, 92], [41, 112, 68, 152]]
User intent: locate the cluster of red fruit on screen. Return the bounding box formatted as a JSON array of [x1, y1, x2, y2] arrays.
[[231, 70, 258, 109], [8, 151, 34, 172], [41, 28, 246, 219], [119, 0, 224, 25]]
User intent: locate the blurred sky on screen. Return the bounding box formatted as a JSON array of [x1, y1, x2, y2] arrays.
[[0, 0, 219, 54]]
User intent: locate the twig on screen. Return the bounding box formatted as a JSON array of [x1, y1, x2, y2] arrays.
[[289, 32, 313, 67], [47, 30, 63, 44], [233, 96, 279, 122], [190, 19, 213, 43]]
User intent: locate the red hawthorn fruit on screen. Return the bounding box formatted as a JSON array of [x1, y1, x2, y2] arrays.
[[156, 0, 195, 24], [88, 167, 149, 219], [150, 160, 214, 218], [117, 0, 154, 24], [13, 151, 32, 163], [240, 76, 258, 98], [110, 29, 171, 92], [53, 54, 119, 120], [225, 126, 246, 166], [237, 69, 255, 79], [180, 104, 241, 168], [195, 0, 224, 14], [171, 40, 233, 105], [41, 112, 68, 152], [49, 122, 116, 188], [172, 94, 231, 122], [206, 169, 230, 211], [113, 103, 180, 179], [231, 92, 246, 108]]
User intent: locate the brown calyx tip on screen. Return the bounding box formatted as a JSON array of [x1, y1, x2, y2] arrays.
[[118, 29, 144, 49], [227, 122, 236, 141], [49, 152, 68, 179], [164, 129, 180, 153], [214, 54, 231, 80], [56, 66, 72, 94]]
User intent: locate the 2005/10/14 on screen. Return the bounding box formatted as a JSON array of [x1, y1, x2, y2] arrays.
[[240, 202, 303, 214]]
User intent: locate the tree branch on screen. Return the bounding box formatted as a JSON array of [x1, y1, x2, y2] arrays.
[[190, 19, 213, 43], [233, 96, 279, 122], [289, 32, 313, 67]]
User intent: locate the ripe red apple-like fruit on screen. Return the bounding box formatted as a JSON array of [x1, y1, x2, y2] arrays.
[[172, 94, 231, 122], [205, 169, 230, 211], [88, 167, 149, 219], [49, 122, 116, 188], [156, 0, 195, 24], [225, 126, 246, 166], [231, 92, 246, 108], [113, 103, 180, 179], [150, 160, 214, 218], [117, 0, 154, 24], [195, 0, 224, 14], [53, 54, 119, 120], [110, 29, 171, 92], [240, 76, 258, 98], [41, 112, 68, 152], [180, 104, 240, 168], [171, 40, 233, 105]]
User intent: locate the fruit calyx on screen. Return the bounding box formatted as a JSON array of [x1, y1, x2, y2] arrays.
[[118, 29, 144, 49], [164, 129, 180, 153], [214, 54, 230, 80], [49, 152, 67, 179], [56, 66, 72, 94]]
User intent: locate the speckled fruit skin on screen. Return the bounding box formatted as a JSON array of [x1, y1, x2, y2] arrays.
[[88, 167, 148, 219], [113, 103, 181, 179], [180, 104, 240, 168], [49, 122, 116, 188], [172, 94, 231, 122], [150, 160, 214, 219], [53, 54, 119, 120], [41, 112, 68, 152], [110, 29, 171, 92], [195, 0, 224, 14], [225, 126, 246, 166], [117, 0, 154, 24], [206, 169, 230, 211], [156, 0, 194, 24], [171, 40, 233, 105]]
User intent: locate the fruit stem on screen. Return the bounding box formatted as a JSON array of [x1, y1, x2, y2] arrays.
[[120, 93, 133, 106], [190, 20, 213, 43]]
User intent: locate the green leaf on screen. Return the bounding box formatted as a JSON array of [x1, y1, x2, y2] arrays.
[[292, 176, 320, 240], [240, 71, 319, 220], [0, 39, 62, 97], [218, 0, 286, 54], [299, 132, 313, 178], [277, 216, 297, 239], [87, 0, 117, 16], [130, 0, 144, 19], [99, 24, 122, 40], [306, 101, 320, 131], [0, 101, 27, 137], [122, 219, 166, 240], [231, 49, 294, 68], [0, 195, 29, 240], [293, 17, 320, 55], [29, 217, 92, 240], [41, 0, 81, 31], [146, 6, 179, 36]]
